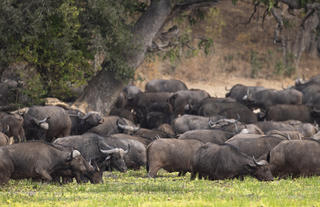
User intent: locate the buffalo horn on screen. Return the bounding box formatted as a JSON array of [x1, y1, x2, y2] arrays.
[[100, 148, 120, 154], [225, 86, 230, 91], [39, 117, 50, 123], [253, 156, 268, 166], [72, 150, 81, 158], [124, 144, 130, 154], [117, 119, 139, 132]]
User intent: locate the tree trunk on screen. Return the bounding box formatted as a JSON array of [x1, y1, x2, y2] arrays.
[[73, 0, 172, 114]]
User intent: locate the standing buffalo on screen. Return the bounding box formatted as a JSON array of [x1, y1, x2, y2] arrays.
[[147, 138, 203, 178], [269, 139, 320, 178], [264, 104, 315, 123], [191, 143, 273, 181], [243, 88, 303, 109], [226, 135, 286, 160], [225, 84, 265, 107], [0, 141, 92, 184], [195, 98, 257, 123], [23, 106, 71, 142], [145, 79, 187, 92]]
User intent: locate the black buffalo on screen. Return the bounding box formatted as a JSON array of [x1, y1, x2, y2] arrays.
[[178, 129, 233, 144], [0, 141, 92, 184], [269, 139, 320, 178], [191, 143, 273, 181], [147, 138, 203, 177], [172, 115, 224, 134], [53, 133, 129, 173], [195, 98, 257, 123], [145, 79, 188, 92], [23, 106, 71, 142]]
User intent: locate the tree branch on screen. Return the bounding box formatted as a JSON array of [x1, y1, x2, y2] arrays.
[[153, 0, 219, 46], [240, 1, 260, 25]]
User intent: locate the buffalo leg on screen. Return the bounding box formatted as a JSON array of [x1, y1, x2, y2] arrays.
[[190, 171, 196, 180], [36, 169, 52, 181], [148, 166, 161, 178]]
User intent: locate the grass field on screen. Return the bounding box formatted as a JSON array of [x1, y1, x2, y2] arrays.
[[1, 169, 320, 207]]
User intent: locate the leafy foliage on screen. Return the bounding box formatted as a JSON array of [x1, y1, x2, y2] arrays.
[[0, 0, 136, 103]]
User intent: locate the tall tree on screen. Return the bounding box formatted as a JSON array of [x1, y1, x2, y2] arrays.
[[74, 0, 219, 114]]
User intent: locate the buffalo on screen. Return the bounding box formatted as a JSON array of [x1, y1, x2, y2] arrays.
[[23, 106, 71, 142], [178, 129, 233, 144], [169, 89, 210, 117], [0, 141, 92, 184], [53, 133, 129, 173], [173, 115, 224, 134], [147, 138, 203, 178], [191, 143, 273, 181], [269, 139, 320, 178], [145, 79, 188, 92]]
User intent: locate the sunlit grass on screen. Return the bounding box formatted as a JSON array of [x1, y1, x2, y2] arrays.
[[0, 169, 320, 206]]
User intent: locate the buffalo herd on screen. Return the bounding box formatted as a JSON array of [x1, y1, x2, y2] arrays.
[[1, 75, 320, 184]]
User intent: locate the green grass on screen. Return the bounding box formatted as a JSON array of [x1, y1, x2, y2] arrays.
[[1, 169, 320, 207]]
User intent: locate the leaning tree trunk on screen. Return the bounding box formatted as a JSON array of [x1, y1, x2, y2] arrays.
[[73, 0, 172, 114]]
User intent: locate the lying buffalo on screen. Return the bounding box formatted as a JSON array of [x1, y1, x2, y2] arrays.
[[269, 139, 320, 178], [191, 143, 273, 181], [147, 138, 203, 178], [0, 141, 92, 184]]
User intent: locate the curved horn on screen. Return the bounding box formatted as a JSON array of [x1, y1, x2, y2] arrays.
[[100, 148, 119, 154], [124, 144, 130, 154], [39, 117, 50, 124], [72, 150, 81, 158], [253, 156, 268, 166], [117, 119, 140, 132], [225, 86, 230, 91]]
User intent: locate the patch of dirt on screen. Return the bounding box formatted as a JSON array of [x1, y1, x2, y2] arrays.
[[135, 0, 320, 91]]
